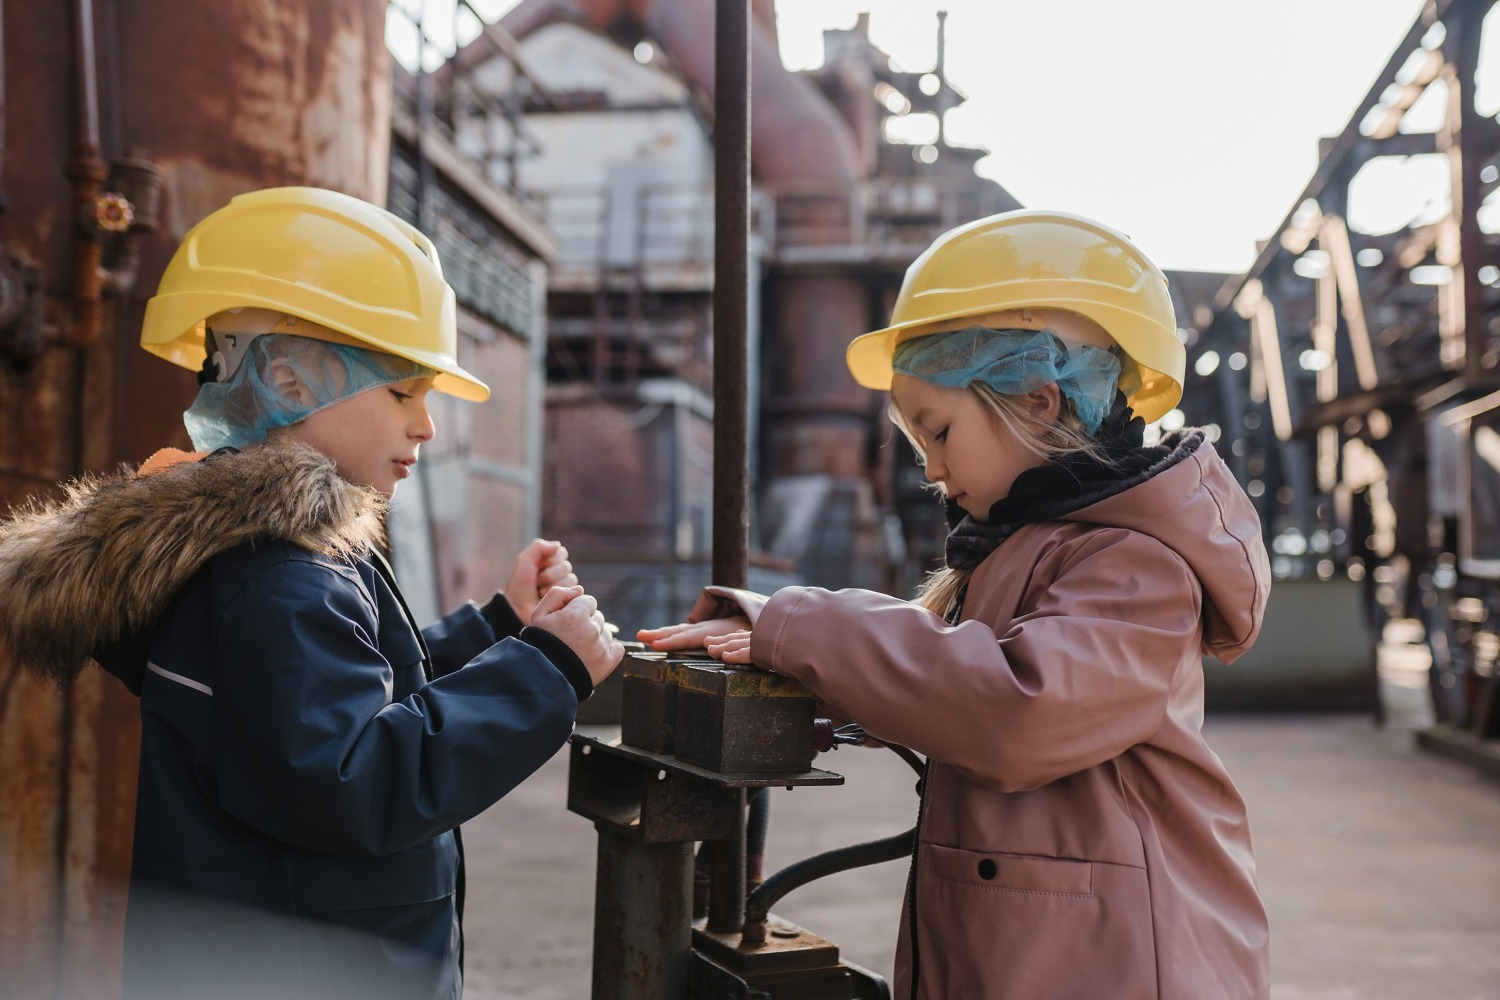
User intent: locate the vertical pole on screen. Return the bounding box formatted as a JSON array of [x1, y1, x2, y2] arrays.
[[0, 0, 7, 213], [934, 10, 948, 147], [409, 10, 448, 617], [706, 789, 747, 934], [412, 14, 435, 238], [713, 0, 750, 592], [709, 0, 751, 937]]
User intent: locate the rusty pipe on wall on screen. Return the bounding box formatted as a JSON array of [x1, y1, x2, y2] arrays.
[[64, 0, 108, 348], [0, 0, 7, 215], [56, 0, 160, 350]]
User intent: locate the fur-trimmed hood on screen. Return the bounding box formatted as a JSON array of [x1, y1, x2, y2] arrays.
[[0, 440, 386, 686]]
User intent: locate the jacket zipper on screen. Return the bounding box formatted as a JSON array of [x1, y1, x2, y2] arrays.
[[905, 593, 964, 999], [368, 550, 465, 975], [905, 763, 928, 1000]]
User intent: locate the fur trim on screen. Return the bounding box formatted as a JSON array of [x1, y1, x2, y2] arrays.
[[0, 440, 386, 686]]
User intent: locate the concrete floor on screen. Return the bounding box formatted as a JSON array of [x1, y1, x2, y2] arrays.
[[457, 625, 1500, 999]]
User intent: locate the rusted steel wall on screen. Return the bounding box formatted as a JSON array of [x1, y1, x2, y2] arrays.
[[0, 1, 389, 996]]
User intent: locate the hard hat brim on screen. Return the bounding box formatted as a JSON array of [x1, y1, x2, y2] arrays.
[[142, 291, 491, 402]]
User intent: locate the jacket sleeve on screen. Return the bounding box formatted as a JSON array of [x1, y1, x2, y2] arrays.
[[419, 602, 492, 678], [749, 528, 1201, 792], [210, 558, 579, 857], [420, 594, 526, 678]]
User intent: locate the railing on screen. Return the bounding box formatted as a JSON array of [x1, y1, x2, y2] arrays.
[[534, 174, 1007, 279]]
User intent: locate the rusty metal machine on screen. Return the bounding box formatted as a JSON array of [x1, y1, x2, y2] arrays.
[[568, 645, 908, 999], [562, 5, 914, 996]]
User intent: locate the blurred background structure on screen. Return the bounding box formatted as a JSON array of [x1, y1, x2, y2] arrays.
[[1, 0, 1498, 996]]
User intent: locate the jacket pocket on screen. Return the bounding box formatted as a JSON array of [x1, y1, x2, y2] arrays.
[[916, 843, 1156, 999], [926, 843, 1092, 896], [290, 833, 458, 915]]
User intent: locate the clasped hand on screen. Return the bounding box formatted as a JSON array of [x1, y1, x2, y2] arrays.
[[507, 538, 621, 685], [503, 538, 579, 620]]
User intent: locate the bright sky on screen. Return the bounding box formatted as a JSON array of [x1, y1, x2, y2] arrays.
[[392, 0, 1497, 274], [775, 0, 1451, 274]]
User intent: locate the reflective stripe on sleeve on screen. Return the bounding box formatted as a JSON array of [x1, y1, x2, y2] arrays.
[[146, 661, 214, 697]]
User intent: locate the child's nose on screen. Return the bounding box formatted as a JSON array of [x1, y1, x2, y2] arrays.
[[410, 400, 435, 442]]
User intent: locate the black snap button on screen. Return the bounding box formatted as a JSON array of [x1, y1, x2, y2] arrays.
[[977, 859, 997, 880]]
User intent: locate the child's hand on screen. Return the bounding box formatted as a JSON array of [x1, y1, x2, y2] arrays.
[[504, 538, 578, 621], [637, 616, 751, 652], [704, 629, 754, 665], [530, 585, 623, 686]]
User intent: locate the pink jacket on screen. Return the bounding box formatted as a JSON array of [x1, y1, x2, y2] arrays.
[[721, 439, 1271, 998]]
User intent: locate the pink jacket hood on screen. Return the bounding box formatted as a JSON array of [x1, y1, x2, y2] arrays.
[[1063, 431, 1270, 664]]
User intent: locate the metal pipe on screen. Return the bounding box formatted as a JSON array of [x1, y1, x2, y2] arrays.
[[0, 0, 8, 214], [70, 0, 100, 156], [707, 0, 751, 939], [935, 10, 947, 146], [65, 0, 107, 348], [712, 0, 750, 591], [592, 831, 693, 1000], [410, 10, 450, 617], [706, 788, 747, 934]]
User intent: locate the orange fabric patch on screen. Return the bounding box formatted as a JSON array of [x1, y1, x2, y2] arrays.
[[137, 448, 208, 478]]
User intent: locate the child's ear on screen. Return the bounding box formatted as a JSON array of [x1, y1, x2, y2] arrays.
[[1027, 383, 1062, 423], [267, 357, 313, 407]]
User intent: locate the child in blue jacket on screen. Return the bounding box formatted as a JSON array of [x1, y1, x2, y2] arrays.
[[0, 187, 621, 999]]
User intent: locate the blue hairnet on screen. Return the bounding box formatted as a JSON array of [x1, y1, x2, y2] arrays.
[[892, 326, 1130, 432], [184, 334, 436, 452]]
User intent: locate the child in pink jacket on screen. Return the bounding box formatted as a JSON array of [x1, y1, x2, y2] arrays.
[[643, 210, 1272, 999]]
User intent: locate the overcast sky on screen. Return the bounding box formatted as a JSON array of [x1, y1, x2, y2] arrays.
[[396, 0, 1497, 274]]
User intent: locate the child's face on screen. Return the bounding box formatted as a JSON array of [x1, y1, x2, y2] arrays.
[[279, 377, 437, 496], [891, 373, 1048, 520]]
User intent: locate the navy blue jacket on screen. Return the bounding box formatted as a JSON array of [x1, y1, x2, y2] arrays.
[[99, 538, 589, 1000]]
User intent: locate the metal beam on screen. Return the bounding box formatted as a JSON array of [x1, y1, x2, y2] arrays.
[[1453, 0, 1491, 378], [1249, 295, 1296, 442], [1321, 215, 1381, 391], [1211, 0, 1458, 316]]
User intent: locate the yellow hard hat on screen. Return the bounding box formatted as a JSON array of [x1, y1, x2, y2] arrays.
[[846, 209, 1184, 423], [141, 186, 489, 401]]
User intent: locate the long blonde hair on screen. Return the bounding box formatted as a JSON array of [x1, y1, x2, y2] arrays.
[[892, 381, 1112, 618]]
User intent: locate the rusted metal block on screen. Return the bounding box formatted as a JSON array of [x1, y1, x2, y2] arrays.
[[576, 641, 641, 725], [673, 665, 816, 774], [619, 648, 678, 752]]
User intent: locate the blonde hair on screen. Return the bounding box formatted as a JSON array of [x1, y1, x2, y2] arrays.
[[892, 381, 1114, 618]]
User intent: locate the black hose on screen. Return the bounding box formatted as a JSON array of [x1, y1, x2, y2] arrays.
[[742, 826, 916, 943], [739, 742, 927, 942]]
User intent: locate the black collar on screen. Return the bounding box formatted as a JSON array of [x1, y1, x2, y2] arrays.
[[942, 395, 1195, 572]]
